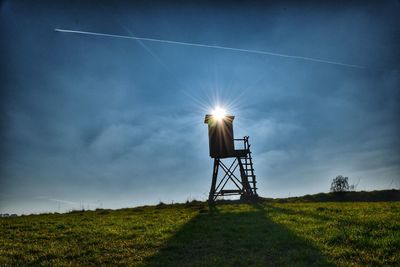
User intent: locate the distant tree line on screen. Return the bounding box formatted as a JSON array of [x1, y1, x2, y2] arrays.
[[0, 213, 18, 217]]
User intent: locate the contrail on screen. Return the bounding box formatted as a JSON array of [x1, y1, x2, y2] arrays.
[[54, 28, 364, 69]]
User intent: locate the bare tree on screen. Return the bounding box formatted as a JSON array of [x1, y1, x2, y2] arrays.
[[330, 175, 349, 192]]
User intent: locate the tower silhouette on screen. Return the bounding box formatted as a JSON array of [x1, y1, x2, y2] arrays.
[[204, 114, 258, 203]]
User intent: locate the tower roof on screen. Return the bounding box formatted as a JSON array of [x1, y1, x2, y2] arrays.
[[204, 114, 235, 124]]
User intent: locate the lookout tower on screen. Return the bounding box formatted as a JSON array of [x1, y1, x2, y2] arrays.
[[204, 110, 258, 203]]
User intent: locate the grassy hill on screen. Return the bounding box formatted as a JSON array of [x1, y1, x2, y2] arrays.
[[1, 190, 399, 266]]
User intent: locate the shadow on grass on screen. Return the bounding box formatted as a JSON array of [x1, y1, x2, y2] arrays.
[[143, 204, 334, 266]]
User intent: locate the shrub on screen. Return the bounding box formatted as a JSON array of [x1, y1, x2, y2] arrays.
[[330, 175, 349, 192]]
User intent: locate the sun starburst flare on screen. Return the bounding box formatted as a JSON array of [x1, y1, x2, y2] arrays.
[[212, 107, 227, 121]]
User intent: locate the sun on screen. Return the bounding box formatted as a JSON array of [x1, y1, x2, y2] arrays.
[[212, 107, 227, 121]]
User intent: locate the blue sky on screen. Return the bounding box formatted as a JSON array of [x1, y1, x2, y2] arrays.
[[1, 0, 399, 214]]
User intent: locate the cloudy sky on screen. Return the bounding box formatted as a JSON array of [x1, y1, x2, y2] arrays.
[[1, 0, 399, 214]]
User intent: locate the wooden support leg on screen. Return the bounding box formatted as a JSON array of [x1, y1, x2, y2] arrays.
[[208, 158, 219, 204]]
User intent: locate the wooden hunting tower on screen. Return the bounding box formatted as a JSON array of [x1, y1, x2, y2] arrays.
[[204, 114, 258, 203]]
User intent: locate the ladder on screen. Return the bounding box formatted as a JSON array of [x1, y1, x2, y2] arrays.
[[235, 136, 258, 197]]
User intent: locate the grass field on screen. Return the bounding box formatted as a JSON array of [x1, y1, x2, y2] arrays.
[[1, 198, 399, 266]]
